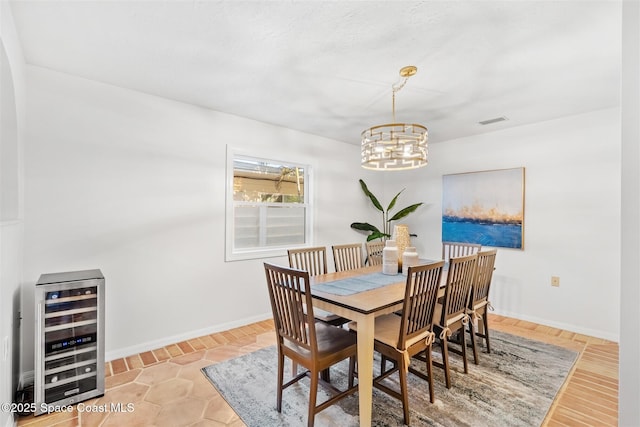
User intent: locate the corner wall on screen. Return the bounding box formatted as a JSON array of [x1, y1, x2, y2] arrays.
[[0, 2, 26, 426], [385, 108, 621, 341], [619, 0, 640, 424]]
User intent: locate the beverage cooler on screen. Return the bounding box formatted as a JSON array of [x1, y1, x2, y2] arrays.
[[34, 269, 105, 416]]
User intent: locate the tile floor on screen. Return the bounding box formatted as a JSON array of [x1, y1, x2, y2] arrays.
[[16, 315, 618, 426]]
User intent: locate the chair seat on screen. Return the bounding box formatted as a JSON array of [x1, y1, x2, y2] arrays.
[[434, 302, 468, 330], [470, 299, 488, 312], [349, 315, 432, 350], [284, 321, 357, 361]]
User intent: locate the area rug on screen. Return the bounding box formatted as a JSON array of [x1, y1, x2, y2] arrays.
[[201, 330, 577, 427]]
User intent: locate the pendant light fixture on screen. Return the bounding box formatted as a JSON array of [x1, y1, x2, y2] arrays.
[[361, 66, 428, 171]]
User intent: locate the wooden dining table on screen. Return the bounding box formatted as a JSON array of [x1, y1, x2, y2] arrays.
[[309, 264, 442, 427]]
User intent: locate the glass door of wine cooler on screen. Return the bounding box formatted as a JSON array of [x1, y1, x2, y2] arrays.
[[34, 270, 105, 416]]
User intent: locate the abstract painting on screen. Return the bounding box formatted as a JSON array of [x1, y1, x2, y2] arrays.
[[442, 167, 525, 249]]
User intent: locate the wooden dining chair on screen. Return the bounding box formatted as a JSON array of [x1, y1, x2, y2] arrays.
[[365, 240, 385, 266], [287, 246, 347, 327], [467, 249, 498, 364], [288, 246, 328, 277], [432, 253, 478, 388], [442, 241, 482, 262], [349, 261, 444, 425], [332, 243, 364, 272], [264, 262, 358, 427]]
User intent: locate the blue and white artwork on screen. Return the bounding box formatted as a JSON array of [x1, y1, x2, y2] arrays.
[[442, 168, 525, 249]]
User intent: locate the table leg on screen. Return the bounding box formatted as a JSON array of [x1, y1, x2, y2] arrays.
[[356, 314, 375, 427]]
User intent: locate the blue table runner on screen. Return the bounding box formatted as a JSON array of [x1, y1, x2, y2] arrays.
[[313, 259, 444, 296], [314, 272, 405, 296]]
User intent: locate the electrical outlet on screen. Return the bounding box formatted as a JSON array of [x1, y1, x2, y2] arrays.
[[551, 276, 560, 287]]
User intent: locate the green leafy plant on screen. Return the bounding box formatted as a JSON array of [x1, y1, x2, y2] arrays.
[[350, 179, 423, 241]]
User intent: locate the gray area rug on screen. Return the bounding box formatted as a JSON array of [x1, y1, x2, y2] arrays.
[[202, 330, 577, 427]]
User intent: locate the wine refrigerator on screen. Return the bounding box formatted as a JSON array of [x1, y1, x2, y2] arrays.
[[34, 269, 105, 415]]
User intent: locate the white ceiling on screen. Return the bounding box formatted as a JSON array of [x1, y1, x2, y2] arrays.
[[9, 0, 622, 145]]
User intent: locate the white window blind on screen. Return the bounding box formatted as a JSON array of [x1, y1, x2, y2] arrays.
[[226, 149, 312, 261]]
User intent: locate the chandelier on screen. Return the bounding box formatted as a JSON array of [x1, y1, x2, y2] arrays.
[[361, 66, 428, 171]]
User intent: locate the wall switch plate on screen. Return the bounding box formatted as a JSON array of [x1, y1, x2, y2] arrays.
[[551, 276, 560, 287]]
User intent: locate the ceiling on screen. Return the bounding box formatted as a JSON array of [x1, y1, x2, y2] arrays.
[[8, 1, 622, 145]]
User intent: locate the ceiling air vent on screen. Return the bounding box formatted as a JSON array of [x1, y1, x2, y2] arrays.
[[478, 116, 508, 125]]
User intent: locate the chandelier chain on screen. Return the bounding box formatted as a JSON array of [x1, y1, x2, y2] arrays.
[[391, 77, 409, 122]]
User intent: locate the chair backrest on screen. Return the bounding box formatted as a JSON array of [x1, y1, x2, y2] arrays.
[[287, 246, 328, 277], [440, 253, 478, 324], [332, 243, 364, 272], [264, 262, 317, 352], [469, 249, 497, 308], [397, 261, 445, 350], [442, 241, 482, 262], [365, 241, 385, 266]]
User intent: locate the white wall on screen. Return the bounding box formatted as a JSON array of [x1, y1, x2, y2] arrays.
[[384, 108, 621, 341], [619, 0, 640, 424], [21, 65, 379, 374], [0, 2, 26, 426]]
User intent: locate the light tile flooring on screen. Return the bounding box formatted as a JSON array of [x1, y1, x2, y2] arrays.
[[17, 314, 618, 427]]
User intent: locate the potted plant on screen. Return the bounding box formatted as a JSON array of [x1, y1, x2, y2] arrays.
[[350, 179, 423, 241]]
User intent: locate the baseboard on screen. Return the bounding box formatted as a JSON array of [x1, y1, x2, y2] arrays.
[[492, 308, 619, 343], [19, 313, 273, 388], [105, 312, 273, 361]]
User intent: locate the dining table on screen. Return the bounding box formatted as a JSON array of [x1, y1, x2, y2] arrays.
[[309, 262, 444, 427]]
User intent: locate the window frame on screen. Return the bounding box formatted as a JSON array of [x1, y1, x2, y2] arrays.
[[225, 146, 314, 261]]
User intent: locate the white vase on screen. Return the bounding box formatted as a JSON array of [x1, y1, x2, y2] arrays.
[[382, 240, 398, 275], [402, 246, 419, 275]]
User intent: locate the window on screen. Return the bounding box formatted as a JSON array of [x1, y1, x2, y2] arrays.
[[225, 149, 312, 261]]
